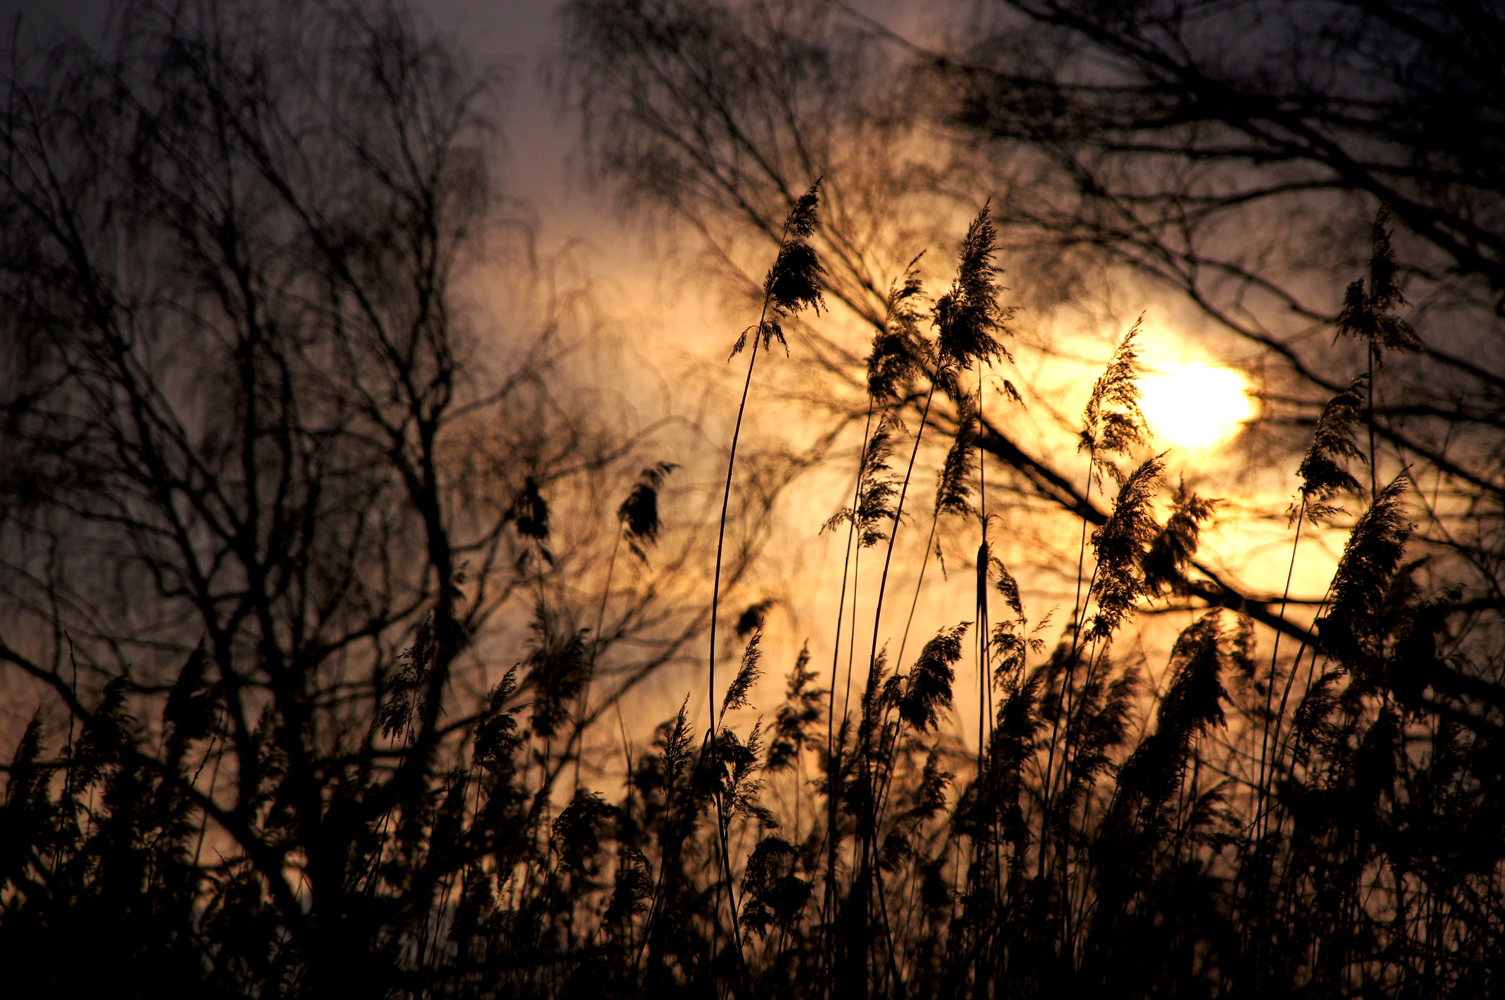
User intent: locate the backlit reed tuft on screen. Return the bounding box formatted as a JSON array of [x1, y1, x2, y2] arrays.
[[1087, 453, 1166, 641], [866, 253, 927, 402], [1292, 375, 1368, 521], [511, 475, 552, 541], [935, 391, 979, 518], [1143, 479, 1218, 596], [526, 610, 592, 739], [732, 181, 826, 358], [1104, 610, 1249, 865], [1080, 318, 1149, 484], [1337, 206, 1421, 355], [659, 696, 695, 788], [739, 835, 809, 937], [721, 627, 765, 723], [933, 206, 1013, 369], [552, 789, 616, 873], [989, 559, 1047, 690], [619, 461, 678, 560], [767, 643, 823, 773], [1316, 473, 1413, 680], [898, 622, 969, 734], [823, 414, 902, 548], [473, 668, 523, 776]]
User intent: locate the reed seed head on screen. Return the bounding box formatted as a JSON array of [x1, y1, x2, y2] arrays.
[[1293, 375, 1368, 521], [1081, 319, 1150, 481], [934, 206, 1013, 370]]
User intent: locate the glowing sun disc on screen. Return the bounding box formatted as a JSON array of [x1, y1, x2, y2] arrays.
[[1140, 364, 1254, 449]]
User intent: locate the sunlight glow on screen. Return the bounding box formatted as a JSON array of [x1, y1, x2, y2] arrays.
[[1140, 364, 1255, 449]]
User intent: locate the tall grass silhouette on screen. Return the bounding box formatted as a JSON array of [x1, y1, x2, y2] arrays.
[[4, 205, 1503, 1000]]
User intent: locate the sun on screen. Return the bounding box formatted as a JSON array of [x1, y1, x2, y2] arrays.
[[1139, 364, 1255, 449]]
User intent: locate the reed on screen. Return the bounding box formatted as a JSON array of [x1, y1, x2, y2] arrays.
[[3, 205, 1499, 1000]]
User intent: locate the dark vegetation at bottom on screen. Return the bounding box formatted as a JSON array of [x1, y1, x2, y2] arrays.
[[5, 506, 1504, 999], [4, 209, 1503, 1000]]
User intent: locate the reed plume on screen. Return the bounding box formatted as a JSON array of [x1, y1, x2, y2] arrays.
[[1143, 480, 1218, 596], [619, 461, 678, 562], [823, 414, 903, 549], [898, 622, 969, 734], [935, 391, 979, 518], [721, 628, 766, 724], [1080, 319, 1149, 487], [934, 207, 1012, 370], [1292, 376, 1369, 521], [1336, 206, 1421, 356], [867, 254, 927, 402], [712, 179, 824, 729], [1087, 454, 1166, 642], [1316, 474, 1413, 681]]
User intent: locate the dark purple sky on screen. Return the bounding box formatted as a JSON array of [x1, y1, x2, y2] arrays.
[[0, 0, 576, 207]]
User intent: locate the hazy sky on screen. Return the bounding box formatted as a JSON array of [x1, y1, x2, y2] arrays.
[[0, 0, 577, 208]]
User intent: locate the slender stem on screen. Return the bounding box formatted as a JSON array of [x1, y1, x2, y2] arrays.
[[1069, 451, 1096, 647], [861, 378, 938, 786], [866, 376, 941, 691], [1038, 457, 1095, 880], [58, 637, 79, 880], [710, 317, 766, 740], [895, 514, 939, 672], [1256, 499, 1305, 838], [852, 371, 939, 1000], [574, 528, 624, 793], [824, 399, 874, 994], [708, 285, 775, 989]]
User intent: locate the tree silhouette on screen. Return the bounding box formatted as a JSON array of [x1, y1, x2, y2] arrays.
[[0, 1, 732, 994]]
